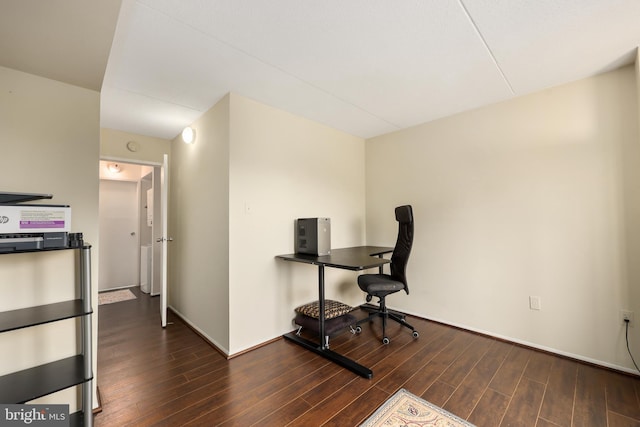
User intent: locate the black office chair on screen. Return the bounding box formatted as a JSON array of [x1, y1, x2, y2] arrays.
[[354, 205, 418, 344]]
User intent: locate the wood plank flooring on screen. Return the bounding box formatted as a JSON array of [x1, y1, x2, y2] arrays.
[[95, 287, 640, 426]]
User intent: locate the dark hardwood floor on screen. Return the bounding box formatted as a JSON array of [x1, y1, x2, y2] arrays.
[[95, 287, 640, 426]]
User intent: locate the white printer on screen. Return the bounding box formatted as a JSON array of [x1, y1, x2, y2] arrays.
[[0, 192, 71, 252]]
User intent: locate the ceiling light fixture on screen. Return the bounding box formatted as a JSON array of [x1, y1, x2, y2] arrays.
[[182, 126, 195, 144], [107, 163, 122, 173]]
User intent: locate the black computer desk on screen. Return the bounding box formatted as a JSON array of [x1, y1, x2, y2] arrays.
[[276, 246, 393, 379]]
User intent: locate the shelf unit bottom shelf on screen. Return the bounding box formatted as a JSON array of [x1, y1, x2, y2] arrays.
[[0, 355, 92, 403]]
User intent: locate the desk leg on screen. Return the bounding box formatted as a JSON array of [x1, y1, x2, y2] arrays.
[[283, 332, 373, 379], [318, 265, 326, 349], [282, 263, 373, 379]]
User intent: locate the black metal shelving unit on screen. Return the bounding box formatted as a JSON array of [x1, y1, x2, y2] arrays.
[[0, 245, 93, 427]]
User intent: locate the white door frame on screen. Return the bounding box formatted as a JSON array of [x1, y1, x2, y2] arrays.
[[99, 156, 169, 327], [159, 154, 169, 327]]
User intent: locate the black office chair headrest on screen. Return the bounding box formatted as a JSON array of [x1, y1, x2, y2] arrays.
[[395, 205, 413, 224]]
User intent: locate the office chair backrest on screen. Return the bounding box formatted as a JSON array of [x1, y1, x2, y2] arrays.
[[390, 205, 414, 294]]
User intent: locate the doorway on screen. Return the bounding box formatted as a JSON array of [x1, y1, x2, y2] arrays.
[[98, 177, 140, 292], [98, 160, 163, 297]]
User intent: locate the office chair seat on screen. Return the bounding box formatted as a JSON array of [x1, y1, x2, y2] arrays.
[[353, 205, 418, 345], [358, 274, 405, 295]]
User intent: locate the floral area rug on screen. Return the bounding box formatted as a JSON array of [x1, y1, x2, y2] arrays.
[[360, 388, 475, 427], [98, 289, 137, 305]]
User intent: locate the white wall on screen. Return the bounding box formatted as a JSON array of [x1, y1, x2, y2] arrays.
[[0, 66, 100, 409], [365, 65, 640, 371]]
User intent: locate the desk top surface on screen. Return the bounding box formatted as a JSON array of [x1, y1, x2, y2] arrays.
[[276, 245, 393, 271]]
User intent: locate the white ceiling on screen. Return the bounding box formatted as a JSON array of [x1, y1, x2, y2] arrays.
[[2, 1, 640, 140]]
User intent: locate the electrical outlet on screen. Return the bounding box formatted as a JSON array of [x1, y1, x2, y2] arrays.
[[621, 310, 634, 326]]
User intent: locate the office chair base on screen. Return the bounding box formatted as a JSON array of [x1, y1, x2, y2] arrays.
[[354, 309, 418, 344], [359, 303, 409, 320]]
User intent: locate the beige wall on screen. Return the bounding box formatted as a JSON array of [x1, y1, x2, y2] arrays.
[[167, 93, 366, 355], [366, 65, 640, 371], [228, 94, 366, 353], [109, 59, 640, 371], [0, 66, 100, 408], [101, 127, 171, 164], [168, 95, 231, 352]]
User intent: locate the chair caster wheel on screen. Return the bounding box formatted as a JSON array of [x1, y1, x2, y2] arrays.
[[355, 326, 362, 334], [412, 331, 419, 338], [382, 337, 390, 345]]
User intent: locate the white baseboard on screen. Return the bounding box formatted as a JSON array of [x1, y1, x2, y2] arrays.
[[395, 307, 638, 376], [168, 304, 230, 356], [98, 284, 139, 293]]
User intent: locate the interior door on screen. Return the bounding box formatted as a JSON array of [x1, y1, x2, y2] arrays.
[[98, 179, 139, 291], [160, 154, 169, 327]]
